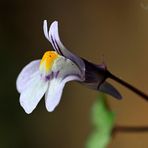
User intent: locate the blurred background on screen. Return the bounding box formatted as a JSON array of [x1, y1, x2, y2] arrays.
[[0, 0, 148, 147]]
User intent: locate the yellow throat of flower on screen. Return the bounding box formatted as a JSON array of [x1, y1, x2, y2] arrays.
[[40, 51, 59, 73]]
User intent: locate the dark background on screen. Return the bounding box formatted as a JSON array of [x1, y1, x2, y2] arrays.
[[0, 0, 148, 147]]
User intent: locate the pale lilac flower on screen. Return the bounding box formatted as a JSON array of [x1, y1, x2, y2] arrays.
[[16, 20, 122, 114]]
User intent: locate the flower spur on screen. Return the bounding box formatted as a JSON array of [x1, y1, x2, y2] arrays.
[[16, 20, 148, 114]]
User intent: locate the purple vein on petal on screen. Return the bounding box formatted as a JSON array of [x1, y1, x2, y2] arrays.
[[55, 71, 60, 78], [45, 71, 54, 81], [45, 75, 51, 81], [54, 39, 63, 56], [50, 35, 60, 54], [51, 71, 54, 79]]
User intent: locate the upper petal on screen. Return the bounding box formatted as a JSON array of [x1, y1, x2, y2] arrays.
[[16, 60, 40, 93], [20, 72, 48, 114], [43, 20, 85, 76]]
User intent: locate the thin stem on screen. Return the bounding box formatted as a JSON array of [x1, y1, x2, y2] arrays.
[[113, 126, 148, 133], [108, 71, 148, 101]]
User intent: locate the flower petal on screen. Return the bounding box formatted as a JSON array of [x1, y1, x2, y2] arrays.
[[52, 56, 83, 80], [45, 75, 80, 112], [16, 60, 40, 93], [43, 20, 49, 41], [43, 20, 85, 75], [45, 55, 82, 112], [20, 73, 48, 114]]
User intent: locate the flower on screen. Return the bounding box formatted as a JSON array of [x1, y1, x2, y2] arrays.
[[16, 20, 121, 114]]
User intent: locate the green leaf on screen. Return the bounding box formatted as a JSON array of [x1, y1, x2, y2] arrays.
[[86, 93, 115, 148]]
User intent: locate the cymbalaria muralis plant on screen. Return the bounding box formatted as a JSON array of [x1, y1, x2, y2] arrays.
[[16, 20, 148, 114]]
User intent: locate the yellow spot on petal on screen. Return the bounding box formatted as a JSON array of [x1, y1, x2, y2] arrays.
[[40, 51, 59, 73]]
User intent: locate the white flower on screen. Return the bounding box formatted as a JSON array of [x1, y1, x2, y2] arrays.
[[16, 20, 121, 114]]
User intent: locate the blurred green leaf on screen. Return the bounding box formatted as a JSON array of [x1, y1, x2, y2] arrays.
[[86, 93, 115, 148]]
